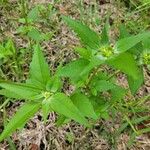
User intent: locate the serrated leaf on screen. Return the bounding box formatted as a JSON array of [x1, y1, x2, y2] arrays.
[[59, 58, 90, 84], [89, 96, 109, 118], [5, 39, 15, 54], [50, 93, 88, 126], [90, 80, 116, 92], [127, 67, 144, 95], [119, 25, 130, 39], [111, 86, 126, 102], [119, 26, 143, 55], [56, 115, 71, 127], [107, 52, 140, 79], [74, 47, 92, 59], [46, 76, 62, 93], [101, 22, 110, 45], [71, 92, 97, 120], [63, 16, 101, 50], [42, 98, 52, 123], [27, 6, 39, 21], [0, 102, 41, 142], [27, 28, 42, 41], [28, 44, 51, 89], [0, 89, 21, 99], [116, 31, 150, 53], [0, 81, 41, 100]]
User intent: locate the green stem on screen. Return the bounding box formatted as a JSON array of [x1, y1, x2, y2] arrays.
[[0, 98, 10, 110], [107, 70, 120, 81], [0, 68, 7, 80]]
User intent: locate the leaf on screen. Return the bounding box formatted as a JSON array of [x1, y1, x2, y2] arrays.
[[62, 16, 101, 50], [27, 28, 42, 41], [74, 47, 92, 59], [101, 22, 110, 45], [5, 39, 16, 54], [50, 93, 88, 126], [28, 44, 51, 89], [127, 67, 144, 95], [0, 89, 21, 99], [90, 80, 116, 92], [59, 58, 90, 84], [89, 96, 110, 118], [107, 52, 140, 79], [0, 81, 41, 100], [27, 6, 39, 21], [46, 76, 62, 93], [71, 92, 98, 120], [42, 98, 52, 123], [119, 25, 130, 39], [116, 31, 150, 53], [56, 115, 71, 127], [119, 25, 143, 55], [0, 102, 41, 142], [143, 38, 150, 50], [111, 86, 126, 102]]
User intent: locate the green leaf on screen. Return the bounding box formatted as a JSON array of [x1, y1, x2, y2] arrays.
[[90, 80, 116, 92], [116, 31, 150, 53], [46, 76, 62, 93], [56, 115, 71, 127], [62, 16, 101, 50], [101, 22, 109, 45], [5, 39, 16, 54], [50, 93, 88, 126], [107, 52, 140, 79], [111, 86, 126, 102], [0, 89, 21, 99], [27, 6, 39, 22], [28, 44, 51, 89], [59, 58, 90, 84], [0, 102, 41, 142], [119, 25, 143, 55], [74, 47, 92, 59], [42, 98, 52, 123], [27, 28, 42, 41], [71, 92, 97, 120], [89, 96, 110, 118], [0, 81, 41, 100], [127, 67, 144, 95], [119, 25, 130, 39]]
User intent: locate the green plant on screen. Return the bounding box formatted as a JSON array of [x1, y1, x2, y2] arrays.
[[0, 44, 93, 142], [0, 39, 22, 80], [0, 16, 150, 145], [17, 4, 55, 42]]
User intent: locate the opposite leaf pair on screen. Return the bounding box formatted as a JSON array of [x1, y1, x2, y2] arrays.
[[0, 45, 96, 142], [62, 16, 150, 94]]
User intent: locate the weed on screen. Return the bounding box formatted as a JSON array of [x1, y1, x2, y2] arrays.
[[0, 16, 150, 148]]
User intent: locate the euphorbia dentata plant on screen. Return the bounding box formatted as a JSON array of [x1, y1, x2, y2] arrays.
[[0, 16, 150, 142]]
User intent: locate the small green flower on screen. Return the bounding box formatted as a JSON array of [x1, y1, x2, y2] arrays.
[[42, 91, 53, 99], [143, 52, 150, 65], [96, 45, 114, 59]]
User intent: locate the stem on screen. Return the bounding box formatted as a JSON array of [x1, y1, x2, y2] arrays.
[[0, 68, 7, 80], [0, 98, 10, 110], [85, 66, 100, 89], [107, 70, 120, 81]]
